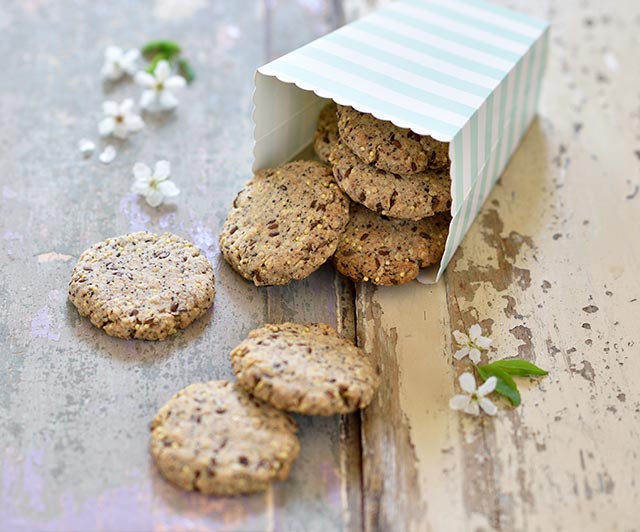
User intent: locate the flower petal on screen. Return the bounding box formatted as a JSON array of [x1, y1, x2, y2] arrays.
[[98, 117, 115, 137], [458, 372, 476, 394], [120, 98, 134, 114], [464, 401, 480, 416], [158, 180, 180, 197], [98, 145, 117, 164], [469, 324, 482, 341], [159, 90, 178, 110], [135, 71, 156, 88], [449, 394, 471, 411], [477, 376, 497, 396], [145, 189, 164, 207], [468, 348, 481, 365], [479, 398, 498, 416], [131, 179, 150, 194], [102, 100, 118, 116], [78, 138, 95, 157], [453, 346, 470, 360], [101, 63, 120, 81], [154, 60, 171, 81], [133, 162, 151, 180], [124, 48, 140, 62], [475, 336, 492, 349], [452, 330, 469, 346], [125, 114, 145, 132], [154, 160, 171, 181], [122, 49, 140, 74], [139, 90, 156, 110], [164, 75, 186, 89], [105, 46, 122, 60], [112, 122, 129, 139]]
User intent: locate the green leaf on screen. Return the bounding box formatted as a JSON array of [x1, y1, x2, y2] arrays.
[[484, 358, 548, 377], [146, 53, 169, 74], [176, 58, 196, 84], [477, 365, 517, 390], [477, 365, 521, 407], [141, 40, 181, 59]]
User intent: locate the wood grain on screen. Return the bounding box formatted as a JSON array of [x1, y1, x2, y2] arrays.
[[352, 1, 640, 531], [0, 1, 358, 531]]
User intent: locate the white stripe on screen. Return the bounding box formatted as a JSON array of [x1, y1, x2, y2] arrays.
[[511, 52, 532, 147], [449, 141, 460, 213], [308, 39, 485, 108], [477, 104, 487, 172], [366, 16, 513, 72], [390, 3, 528, 54], [424, 0, 544, 38], [491, 84, 501, 153], [340, 25, 499, 87], [462, 124, 472, 193], [273, 54, 468, 126], [498, 70, 516, 171], [525, 35, 545, 126]]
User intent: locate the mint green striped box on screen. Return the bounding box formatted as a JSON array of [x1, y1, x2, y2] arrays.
[[253, 0, 549, 282]]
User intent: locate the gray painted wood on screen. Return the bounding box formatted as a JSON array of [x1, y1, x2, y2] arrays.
[[0, 1, 358, 530]]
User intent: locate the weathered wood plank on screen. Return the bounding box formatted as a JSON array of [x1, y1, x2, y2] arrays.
[[354, 0, 640, 530], [0, 0, 361, 530]]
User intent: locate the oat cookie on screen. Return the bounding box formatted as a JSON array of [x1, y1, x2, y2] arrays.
[[337, 105, 450, 174], [150, 381, 300, 495], [68, 231, 215, 340], [231, 323, 379, 416], [313, 101, 339, 164], [219, 160, 350, 286], [330, 142, 451, 220], [334, 204, 450, 285]]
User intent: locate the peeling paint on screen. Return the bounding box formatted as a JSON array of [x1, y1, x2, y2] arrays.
[[37, 252, 73, 263], [152, 0, 205, 20], [30, 306, 60, 341]]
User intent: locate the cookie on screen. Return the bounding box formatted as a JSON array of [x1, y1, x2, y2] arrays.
[[150, 381, 300, 495], [68, 231, 215, 340], [334, 204, 450, 285], [330, 142, 451, 221], [219, 160, 350, 286], [231, 323, 379, 416], [313, 101, 339, 164], [337, 105, 450, 175]]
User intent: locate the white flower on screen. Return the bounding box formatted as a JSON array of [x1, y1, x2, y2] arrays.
[[135, 60, 186, 112], [453, 324, 492, 364], [131, 160, 180, 207], [99, 145, 117, 164], [449, 372, 498, 416], [98, 99, 145, 139], [78, 138, 95, 157], [101, 46, 140, 81]]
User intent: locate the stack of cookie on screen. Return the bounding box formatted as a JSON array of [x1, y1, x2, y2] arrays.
[[150, 322, 379, 496], [219, 104, 452, 286], [317, 102, 453, 285]]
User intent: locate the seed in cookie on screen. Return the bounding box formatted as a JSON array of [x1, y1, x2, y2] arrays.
[[337, 105, 450, 175], [330, 142, 451, 221], [150, 380, 300, 496], [219, 160, 350, 286], [313, 101, 339, 165], [231, 323, 379, 415], [68, 231, 215, 340], [334, 204, 450, 285]]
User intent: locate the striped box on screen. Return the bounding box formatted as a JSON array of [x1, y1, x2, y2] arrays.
[[253, 0, 549, 282]]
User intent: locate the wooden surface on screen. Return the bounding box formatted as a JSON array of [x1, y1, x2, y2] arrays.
[[0, 0, 638, 531]]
